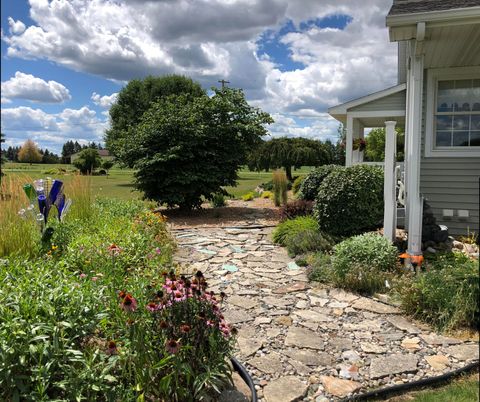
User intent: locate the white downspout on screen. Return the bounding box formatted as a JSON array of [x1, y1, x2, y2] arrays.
[[405, 37, 424, 255], [383, 120, 397, 242]]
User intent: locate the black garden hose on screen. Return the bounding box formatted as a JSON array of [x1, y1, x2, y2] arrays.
[[231, 357, 258, 402], [342, 360, 479, 401]]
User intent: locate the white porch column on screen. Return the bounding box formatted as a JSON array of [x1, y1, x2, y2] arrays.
[[383, 121, 397, 242], [346, 115, 353, 166], [352, 120, 364, 164], [405, 40, 424, 255]]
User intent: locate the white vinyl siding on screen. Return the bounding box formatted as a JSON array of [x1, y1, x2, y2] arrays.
[[350, 90, 406, 112]]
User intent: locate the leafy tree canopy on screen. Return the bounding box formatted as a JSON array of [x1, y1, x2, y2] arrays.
[[247, 137, 332, 181], [365, 127, 405, 162], [106, 75, 205, 165], [73, 148, 102, 174], [18, 139, 42, 164], [113, 87, 272, 209]]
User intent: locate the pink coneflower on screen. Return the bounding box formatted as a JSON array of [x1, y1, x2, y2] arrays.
[[180, 324, 191, 333], [120, 294, 137, 312], [79, 273, 87, 279], [155, 247, 161, 254], [146, 302, 158, 312], [92, 276, 98, 282], [108, 243, 122, 256], [173, 290, 186, 302], [166, 339, 180, 354], [159, 320, 168, 329], [206, 319, 215, 327], [107, 341, 117, 355]]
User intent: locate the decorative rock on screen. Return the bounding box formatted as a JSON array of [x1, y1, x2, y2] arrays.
[[387, 316, 420, 334], [248, 352, 283, 374], [309, 296, 329, 307], [328, 301, 349, 309], [370, 354, 418, 379], [228, 295, 258, 309], [237, 337, 263, 357], [222, 264, 239, 272], [272, 282, 309, 294], [295, 300, 308, 309], [341, 350, 361, 363], [285, 349, 333, 366], [320, 376, 361, 398], [218, 389, 249, 402], [360, 342, 387, 354], [401, 337, 421, 350], [263, 376, 308, 402], [339, 363, 360, 381], [419, 333, 461, 346], [224, 309, 255, 324], [352, 298, 400, 314], [329, 289, 359, 302], [274, 316, 293, 326], [288, 359, 311, 375], [254, 317, 272, 325], [444, 344, 479, 361], [328, 337, 353, 351], [262, 296, 294, 308], [425, 355, 450, 371], [293, 310, 332, 323], [284, 327, 324, 350]]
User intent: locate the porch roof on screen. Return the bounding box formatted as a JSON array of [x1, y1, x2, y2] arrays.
[[328, 83, 406, 126]]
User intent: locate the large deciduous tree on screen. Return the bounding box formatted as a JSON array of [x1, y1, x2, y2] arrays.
[[111, 87, 272, 209], [105, 75, 205, 164], [18, 139, 42, 164], [247, 137, 332, 181]]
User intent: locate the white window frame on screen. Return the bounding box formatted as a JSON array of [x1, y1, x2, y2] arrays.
[[425, 66, 480, 158]]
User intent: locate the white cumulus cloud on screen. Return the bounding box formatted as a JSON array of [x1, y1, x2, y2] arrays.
[[1, 71, 72, 103], [91, 92, 118, 108]]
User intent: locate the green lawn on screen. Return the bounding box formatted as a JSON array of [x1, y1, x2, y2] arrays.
[[407, 377, 479, 402], [2, 163, 314, 200]]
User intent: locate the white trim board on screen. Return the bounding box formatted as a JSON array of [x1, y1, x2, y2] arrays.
[[349, 110, 406, 118], [425, 66, 480, 158]]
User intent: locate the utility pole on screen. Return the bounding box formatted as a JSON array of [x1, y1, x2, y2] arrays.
[[218, 79, 230, 89]]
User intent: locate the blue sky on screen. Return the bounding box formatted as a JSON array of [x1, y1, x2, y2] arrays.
[[1, 0, 397, 154]]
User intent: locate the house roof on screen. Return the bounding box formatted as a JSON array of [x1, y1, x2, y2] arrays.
[[328, 83, 406, 116], [388, 0, 480, 16]]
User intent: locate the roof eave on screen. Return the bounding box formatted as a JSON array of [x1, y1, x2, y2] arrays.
[[386, 6, 480, 42]]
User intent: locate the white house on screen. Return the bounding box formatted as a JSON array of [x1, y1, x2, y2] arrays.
[[329, 0, 480, 256]]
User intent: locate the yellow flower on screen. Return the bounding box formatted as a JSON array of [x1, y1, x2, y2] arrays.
[[51, 245, 58, 251]]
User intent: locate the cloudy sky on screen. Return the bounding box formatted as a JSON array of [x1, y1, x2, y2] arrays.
[[1, 0, 398, 155]]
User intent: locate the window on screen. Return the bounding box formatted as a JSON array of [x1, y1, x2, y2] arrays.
[[426, 67, 480, 157]]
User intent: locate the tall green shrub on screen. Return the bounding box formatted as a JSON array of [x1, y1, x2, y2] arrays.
[[298, 165, 342, 201], [314, 165, 384, 235]]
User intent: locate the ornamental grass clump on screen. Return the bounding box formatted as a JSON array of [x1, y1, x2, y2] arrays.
[[272, 169, 288, 206]]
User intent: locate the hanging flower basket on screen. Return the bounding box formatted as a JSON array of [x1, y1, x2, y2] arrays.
[[352, 138, 366, 152]]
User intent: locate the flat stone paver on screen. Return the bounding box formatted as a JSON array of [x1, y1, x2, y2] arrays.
[[173, 224, 479, 401]]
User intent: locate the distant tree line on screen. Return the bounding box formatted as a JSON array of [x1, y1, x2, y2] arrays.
[[1, 138, 104, 164]]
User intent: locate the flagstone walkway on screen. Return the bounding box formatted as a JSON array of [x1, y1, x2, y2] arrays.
[[173, 224, 479, 402]]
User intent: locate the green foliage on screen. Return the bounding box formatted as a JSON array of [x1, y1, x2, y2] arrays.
[[307, 252, 333, 283], [272, 169, 288, 207], [365, 127, 405, 162], [106, 75, 205, 165], [102, 160, 114, 173], [18, 139, 42, 164], [112, 87, 272, 209], [210, 193, 227, 208], [273, 216, 332, 256], [397, 252, 479, 329], [261, 191, 273, 199], [73, 148, 102, 174], [333, 233, 398, 274], [248, 137, 332, 181], [408, 376, 479, 402], [279, 200, 313, 221], [298, 164, 342, 201], [241, 192, 255, 201], [1, 197, 235, 401], [292, 176, 305, 195], [314, 165, 384, 235]]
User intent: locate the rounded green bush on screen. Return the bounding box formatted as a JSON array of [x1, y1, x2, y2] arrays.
[[314, 164, 384, 235], [333, 233, 397, 275], [298, 165, 342, 201], [272, 216, 319, 246]]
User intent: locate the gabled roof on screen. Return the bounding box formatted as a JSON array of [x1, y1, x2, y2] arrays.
[[328, 83, 406, 118], [388, 0, 480, 16]]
